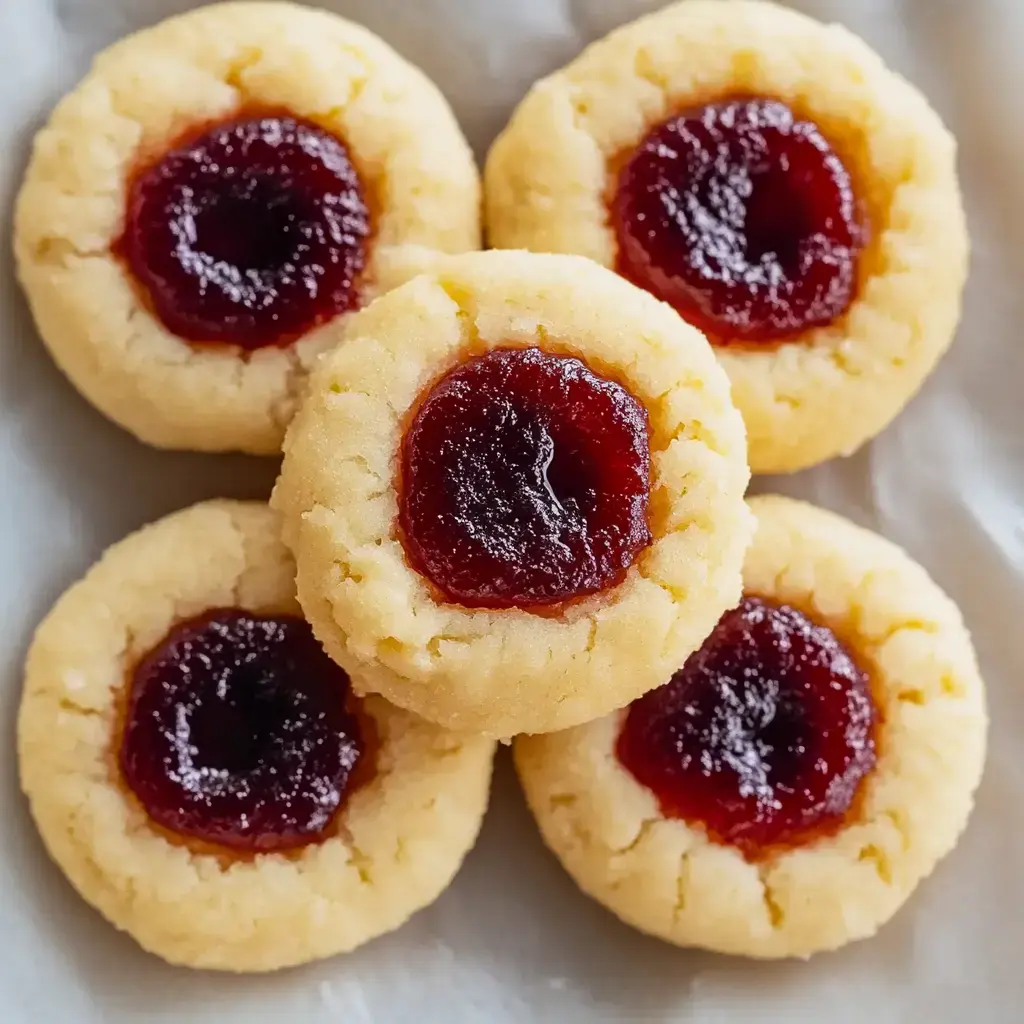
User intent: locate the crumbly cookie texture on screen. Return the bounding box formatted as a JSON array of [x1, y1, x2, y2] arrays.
[[515, 494, 987, 959], [18, 500, 495, 971], [484, 0, 968, 473], [14, 1, 481, 455], [272, 249, 752, 739]]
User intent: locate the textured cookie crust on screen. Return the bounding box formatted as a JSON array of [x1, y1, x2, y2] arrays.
[[485, 0, 968, 473], [14, 1, 481, 454], [18, 501, 495, 971], [515, 495, 987, 958], [272, 249, 752, 738]]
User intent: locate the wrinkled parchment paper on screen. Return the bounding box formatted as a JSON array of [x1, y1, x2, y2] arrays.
[[2, 1, 1022, 1020]]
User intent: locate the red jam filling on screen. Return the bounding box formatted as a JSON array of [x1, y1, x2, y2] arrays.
[[120, 609, 365, 852], [611, 98, 864, 344], [399, 346, 652, 609], [118, 113, 370, 349], [616, 596, 877, 856]]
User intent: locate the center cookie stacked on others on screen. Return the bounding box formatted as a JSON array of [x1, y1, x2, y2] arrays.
[[272, 250, 753, 737]]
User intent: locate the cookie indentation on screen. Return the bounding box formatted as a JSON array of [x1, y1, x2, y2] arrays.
[[120, 609, 365, 852], [399, 346, 652, 609], [616, 596, 876, 856], [119, 113, 370, 349], [611, 99, 863, 343]]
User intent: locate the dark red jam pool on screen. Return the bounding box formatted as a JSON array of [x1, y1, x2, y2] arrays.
[[399, 346, 652, 609], [611, 98, 864, 344], [120, 609, 365, 852], [118, 113, 371, 349], [616, 596, 877, 857]]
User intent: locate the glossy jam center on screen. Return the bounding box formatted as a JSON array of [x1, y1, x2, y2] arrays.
[[616, 596, 876, 856], [120, 609, 364, 852], [399, 346, 652, 609], [611, 98, 863, 344], [119, 113, 370, 349]]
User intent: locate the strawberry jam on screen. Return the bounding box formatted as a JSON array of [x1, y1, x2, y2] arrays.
[[119, 113, 370, 349], [611, 98, 863, 343], [399, 347, 651, 609], [616, 597, 876, 857], [120, 609, 365, 852]]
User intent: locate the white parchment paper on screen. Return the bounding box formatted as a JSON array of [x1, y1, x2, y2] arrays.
[[1, 1, 1022, 1020]]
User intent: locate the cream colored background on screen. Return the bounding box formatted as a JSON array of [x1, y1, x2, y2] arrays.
[[1, 0, 1021, 1020]]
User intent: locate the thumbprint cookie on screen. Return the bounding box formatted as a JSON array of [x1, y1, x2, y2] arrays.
[[272, 250, 752, 738], [515, 495, 987, 958], [14, 2, 480, 454], [18, 501, 495, 971], [485, 0, 968, 473]]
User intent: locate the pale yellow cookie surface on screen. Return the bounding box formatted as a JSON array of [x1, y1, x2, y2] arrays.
[[272, 249, 752, 738], [14, 1, 480, 455], [485, 0, 968, 473], [515, 495, 987, 958], [18, 500, 495, 971]]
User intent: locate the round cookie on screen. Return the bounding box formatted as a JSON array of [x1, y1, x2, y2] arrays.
[[485, 0, 968, 473], [14, 1, 480, 454], [514, 495, 987, 959], [18, 500, 495, 971], [272, 249, 752, 738]]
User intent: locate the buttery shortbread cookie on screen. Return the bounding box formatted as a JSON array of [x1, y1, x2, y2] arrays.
[[485, 0, 968, 473], [18, 501, 495, 971], [272, 250, 752, 738], [14, 1, 480, 454], [515, 495, 987, 959]]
